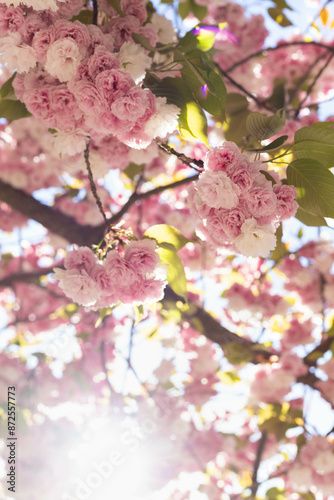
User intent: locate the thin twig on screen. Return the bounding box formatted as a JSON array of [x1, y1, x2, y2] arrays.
[[108, 174, 199, 225], [287, 50, 329, 106], [304, 0, 333, 34], [294, 52, 334, 117], [92, 0, 98, 25], [84, 141, 112, 232], [226, 41, 334, 73], [101, 340, 115, 395], [216, 65, 274, 112], [155, 139, 204, 171], [250, 431, 268, 496], [122, 320, 136, 393]]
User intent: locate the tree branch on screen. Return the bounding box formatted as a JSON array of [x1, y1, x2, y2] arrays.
[[250, 431, 267, 497], [287, 50, 329, 107], [215, 64, 274, 112], [92, 0, 98, 25], [84, 141, 111, 231], [226, 41, 334, 73], [106, 173, 199, 226], [0, 180, 105, 246], [294, 52, 334, 117], [0, 179, 270, 362], [155, 139, 204, 172]]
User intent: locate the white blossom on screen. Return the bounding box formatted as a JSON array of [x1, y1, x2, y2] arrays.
[[118, 42, 151, 84], [234, 218, 276, 257], [0, 0, 66, 10], [0, 33, 37, 73], [151, 13, 177, 44], [197, 170, 240, 209], [51, 130, 87, 157], [45, 39, 81, 82], [145, 97, 180, 140]]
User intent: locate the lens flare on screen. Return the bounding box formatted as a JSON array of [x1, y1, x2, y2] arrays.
[[199, 84, 209, 100], [193, 25, 239, 45]]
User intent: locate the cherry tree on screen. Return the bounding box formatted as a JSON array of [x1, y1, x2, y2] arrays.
[[0, 0, 334, 499]]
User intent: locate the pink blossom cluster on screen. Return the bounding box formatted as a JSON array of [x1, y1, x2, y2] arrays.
[[278, 255, 324, 313], [0, 1, 179, 153], [0, 121, 63, 194], [224, 282, 289, 325], [53, 241, 167, 308], [205, 2, 334, 107], [189, 141, 298, 257], [204, 2, 268, 71], [0, 201, 27, 232], [288, 436, 334, 496], [250, 352, 307, 404], [281, 317, 315, 349], [316, 360, 334, 406]]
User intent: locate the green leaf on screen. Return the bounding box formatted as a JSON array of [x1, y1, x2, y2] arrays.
[[144, 224, 192, 251], [181, 64, 226, 116], [148, 77, 208, 144], [266, 78, 286, 110], [179, 0, 191, 19], [224, 93, 250, 144], [287, 158, 334, 218], [265, 487, 287, 500], [293, 122, 334, 169], [132, 33, 155, 51], [259, 170, 277, 185], [224, 343, 253, 364], [178, 0, 207, 20], [294, 207, 328, 227], [300, 493, 316, 500], [123, 162, 143, 180], [273, 0, 293, 10], [71, 9, 94, 24], [246, 109, 286, 141], [179, 100, 208, 145], [0, 99, 31, 121], [95, 305, 118, 327], [147, 77, 185, 109], [270, 224, 287, 260], [268, 7, 293, 26], [0, 73, 16, 100], [248, 135, 288, 152], [157, 248, 187, 301], [192, 1, 207, 20], [105, 0, 124, 16], [179, 26, 215, 53], [218, 370, 241, 385]]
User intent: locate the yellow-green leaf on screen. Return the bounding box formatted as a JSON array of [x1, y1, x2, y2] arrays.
[[144, 224, 192, 251], [179, 100, 209, 146], [287, 158, 334, 218], [294, 122, 334, 169], [246, 109, 286, 141], [157, 248, 187, 301], [320, 7, 329, 25]]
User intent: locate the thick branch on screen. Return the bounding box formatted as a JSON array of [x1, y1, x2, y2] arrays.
[[0, 180, 105, 246], [163, 287, 273, 362], [0, 180, 269, 361]]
